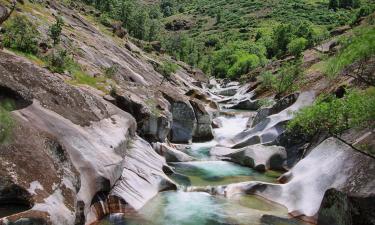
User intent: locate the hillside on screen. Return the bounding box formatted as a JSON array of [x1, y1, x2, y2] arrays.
[[0, 0, 374, 225]]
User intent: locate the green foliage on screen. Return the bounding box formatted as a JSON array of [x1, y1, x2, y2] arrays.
[[273, 61, 303, 95], [3, 14, 39, 54], [211, 41, 267, 78], [49, 16, 64, 46], [156, 62, 179, 78], [325, 26, 375, 78], [288, 37, 308, 57], [329, 0, 361, 9], [0, 100, 15, 144], [259, 61, 303, 95], [46, 49, 71, 73], [288, 88, 375, 136]]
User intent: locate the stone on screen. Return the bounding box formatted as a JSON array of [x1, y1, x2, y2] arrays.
[[190, 99, 214, 142], [317, 189, 375, 225], [214, 138, 375, 224], [153, 142, 196, 162]]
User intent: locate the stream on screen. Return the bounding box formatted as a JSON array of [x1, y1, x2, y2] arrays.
[[101, 106, 308, 225]]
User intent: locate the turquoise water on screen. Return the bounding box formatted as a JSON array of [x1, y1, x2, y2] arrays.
[[170, 161, 281, 186], [100, 191, 304, 225]]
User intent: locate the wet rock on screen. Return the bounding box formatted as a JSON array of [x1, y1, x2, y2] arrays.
[[227, 98, 261, 110], [153, 142, 196, 162], [224, 92, 315, 148], [317, 189, 375, 225], [214, 86, 238, 96], [217, 138, 375, 223], [163, 94, 196, 143], [211, 145, 286, 172], [190, 99, 214, 142], [251, 93, 299, 128], [110, 137, 177, 211]]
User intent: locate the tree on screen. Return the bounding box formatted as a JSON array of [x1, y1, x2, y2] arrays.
[[287, 37, 308, 57], [49, 16, 64, 46], [3, 14, 39, 54]]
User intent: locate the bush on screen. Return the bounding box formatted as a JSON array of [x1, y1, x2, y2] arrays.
[[259, 71, 276, 89], [3, 15, 39, 54], [287, 37, 308, 57], [273, 61, 303, 95], [287, 88, 375, 136], [46, 49, 72, 73], [325, 26, 375, 78], [228, 53, 260, 78], [155, 61, 179, 83], [49, 16, 64, 46]]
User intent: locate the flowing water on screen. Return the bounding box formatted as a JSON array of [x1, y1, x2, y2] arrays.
[[101, 107, 306, 225]]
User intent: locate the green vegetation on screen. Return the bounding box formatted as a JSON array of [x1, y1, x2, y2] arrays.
[[259, 60, 303, 95], [75, 0, 374, 79], [49, 16, 64, 46], [3, 14, 39, 54], [325, 26, 375, 80], [0, 100, 15, 144], [155, 61, 179, 84], [288, 88, 375, 137]]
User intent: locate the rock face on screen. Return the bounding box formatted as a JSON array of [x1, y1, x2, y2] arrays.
[[215, 138, 375, 223], [317, 189, 375, 225], [153, 142, 196, 162], [190, 100, 214, 142], [222, 92, 315, 148], [0, 50, 176, 225]]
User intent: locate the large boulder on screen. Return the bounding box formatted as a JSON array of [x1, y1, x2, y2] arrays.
[[317, 189, 375, 225], [190, 99, 214, 142], [0, 51, 174, 225], [153, 142, 196, 162], [222, 91, 315, 148], [212, 138, 375, 224]]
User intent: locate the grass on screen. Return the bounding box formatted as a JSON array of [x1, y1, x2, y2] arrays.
[[325, 25, 375, 78]]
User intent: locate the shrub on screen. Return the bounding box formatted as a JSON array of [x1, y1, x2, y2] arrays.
[[273, 61, 303, 95], [46, 49, 71, 73], [287, 88, 375, 137], [155, 61, 178, 84], [49, 16, 64, 46], [3, 14, 39, 54], [287, 37, 308, 57], [325, 26, 375, 78], [228, 53, 260, 78], [259, 71, 276, 89]]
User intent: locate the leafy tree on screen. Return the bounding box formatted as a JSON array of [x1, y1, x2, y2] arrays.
[[160, 0, 175, 17], [49, 16, 64, 46], [3, 14, 39, 54], [287, 37, 308, 57]]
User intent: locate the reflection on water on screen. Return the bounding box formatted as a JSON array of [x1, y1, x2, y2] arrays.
[[100, 191, 304, 225], [170, 161, 281, 186]]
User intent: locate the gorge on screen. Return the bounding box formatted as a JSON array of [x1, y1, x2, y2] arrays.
[[0, 1, 374, 225]]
